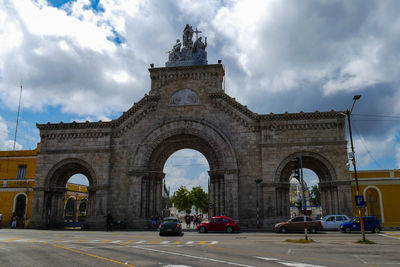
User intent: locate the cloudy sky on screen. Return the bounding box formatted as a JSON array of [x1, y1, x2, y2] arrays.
[[1, 0, 400, 192]]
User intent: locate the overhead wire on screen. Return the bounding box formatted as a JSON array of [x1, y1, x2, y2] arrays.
[[352, 122, 385, 169]]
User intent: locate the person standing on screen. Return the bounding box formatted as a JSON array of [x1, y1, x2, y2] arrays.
[[105, 211, 113, 232], [185, 214, 190, 229], [11, 213, 17, 228]]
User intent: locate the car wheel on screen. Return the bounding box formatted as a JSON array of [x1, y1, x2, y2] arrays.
[[199, 226, 206, 233], [345, 227, 351, 233], [309, 227, 317, 234], [373, 227, 380, 233], [280, 226, 287, 233], [226, 226, 234, 233]]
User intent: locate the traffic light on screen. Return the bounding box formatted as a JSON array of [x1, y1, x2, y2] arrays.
[[291, 157, 300, 179]]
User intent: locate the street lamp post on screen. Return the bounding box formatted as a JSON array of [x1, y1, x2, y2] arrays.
[[346, 94, 365, 241], [255, 179, 263, 229]]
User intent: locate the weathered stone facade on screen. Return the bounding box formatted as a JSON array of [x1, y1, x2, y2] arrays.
[[29, 64, 351, 229]]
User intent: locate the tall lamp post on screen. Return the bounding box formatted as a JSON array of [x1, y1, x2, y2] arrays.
[[346, 94, 365, 241], [255, 179, 263, 228]]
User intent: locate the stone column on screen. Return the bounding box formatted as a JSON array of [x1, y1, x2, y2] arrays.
[[262, 183, 277, 228], [127, 175, 144, 228], [84, 184, 108, 229], [336, 182, 352, 216], [28, 188, 45, 228]]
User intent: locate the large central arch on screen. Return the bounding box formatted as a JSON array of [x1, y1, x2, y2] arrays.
[[127, 119, 239, 227]]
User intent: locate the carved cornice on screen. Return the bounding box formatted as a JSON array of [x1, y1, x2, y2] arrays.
[[37, 121, 112, 130], [150, 66, 223, 89], [41, 132, 110, 140], [113, 95, 160, 127], [37, 95, 160, 140], [209, 93, 259, 131], [264, 122, 339, 131], [260, 110, 345, 121]]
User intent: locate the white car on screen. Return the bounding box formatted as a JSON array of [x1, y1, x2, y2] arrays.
[[320, 215, 351, 230]]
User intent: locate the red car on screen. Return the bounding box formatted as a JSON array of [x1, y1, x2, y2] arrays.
[[197, 216, 240, 233]]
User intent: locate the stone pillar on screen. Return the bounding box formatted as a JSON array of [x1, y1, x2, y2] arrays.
[[84, 184, 108, 229], [262, 184, 278, 228], [28, 188, 45, 228], [223, 172, 239, 220], [337, 182, 352, 216], [127, 175, 144, 228]]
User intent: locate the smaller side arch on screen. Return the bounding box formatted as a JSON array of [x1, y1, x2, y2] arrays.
[[274, 151, 338, 183], [363, 185, 384, 223], [44, 158, 97, 187]]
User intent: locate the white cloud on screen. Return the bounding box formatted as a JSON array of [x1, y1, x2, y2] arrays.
[[0, 0, 400, 170], [0, 116, 22, 150]]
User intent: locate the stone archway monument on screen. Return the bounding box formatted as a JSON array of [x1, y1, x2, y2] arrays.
[[30, 25, 352, 229]]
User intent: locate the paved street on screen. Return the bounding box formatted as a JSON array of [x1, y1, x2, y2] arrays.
[[0, 229, 399, 267]]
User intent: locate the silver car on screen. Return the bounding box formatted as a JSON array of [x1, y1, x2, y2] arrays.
[[320, 215, 351, 230]]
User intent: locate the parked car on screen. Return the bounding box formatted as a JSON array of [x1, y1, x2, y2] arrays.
[[159, 217, 182, 236], [274, 216, 323, 233], [320, 215, 351, 230], [197, 216, 240, 233], [340, 216, 381, 233]]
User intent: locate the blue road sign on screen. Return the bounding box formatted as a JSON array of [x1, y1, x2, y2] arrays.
[[355, 195, 366, 207]]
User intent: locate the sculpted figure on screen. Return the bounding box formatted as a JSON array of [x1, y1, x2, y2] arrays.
[[169, 39, 181, 61], [194, 36, 207, 52], [182, 24, 194, 48]]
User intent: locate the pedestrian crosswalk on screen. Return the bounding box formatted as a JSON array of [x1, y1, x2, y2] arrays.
[[0, 238, 219, 245]]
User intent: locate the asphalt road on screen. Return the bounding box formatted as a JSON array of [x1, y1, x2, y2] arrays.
[[0, 229, 399, 267]]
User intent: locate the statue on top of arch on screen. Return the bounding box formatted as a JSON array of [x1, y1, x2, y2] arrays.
[[166, 24, 208, 67]]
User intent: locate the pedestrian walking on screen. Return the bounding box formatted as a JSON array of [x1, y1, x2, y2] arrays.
[[151, 215, 157, 230], [185, 214, 190, 229], [105, 211, 113, 232], [11, 213, 18, 228]]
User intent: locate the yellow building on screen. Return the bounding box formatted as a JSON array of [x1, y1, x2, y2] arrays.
[[351, 170, 400, 227], [0, 144, 88, 228]]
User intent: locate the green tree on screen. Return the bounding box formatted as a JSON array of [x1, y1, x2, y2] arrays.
[[190, 186, 208, 214], [172, 186, 193, 213], [310, 184, 321, 206]]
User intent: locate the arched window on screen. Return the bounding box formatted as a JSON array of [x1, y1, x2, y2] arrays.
[[65, 198, 75, 217], [78, 199, 88, 216], [366, 187, 381, 221], [15, 194, 27, 218]]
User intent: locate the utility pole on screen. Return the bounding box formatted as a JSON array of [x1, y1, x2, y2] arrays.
[[346, 94, 365, 241], [13, 82, 23, 151], [299, 154, 308, 241]]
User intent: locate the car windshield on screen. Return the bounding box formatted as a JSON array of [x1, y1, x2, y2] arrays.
[[321, 216, 330, 221], [163, 218, 179, 223]]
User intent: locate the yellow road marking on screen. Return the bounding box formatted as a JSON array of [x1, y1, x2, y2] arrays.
[[199, 241, 207, 244], [99, 240, 111, 243], [147, 241, 157, 244], [122, 240, 135, 244], [173, 241, 181, 244], [52, 244, 136, 267], [53, 240, 65, 242], [2, 239, 19, 242]]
